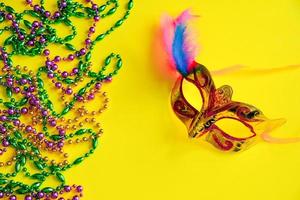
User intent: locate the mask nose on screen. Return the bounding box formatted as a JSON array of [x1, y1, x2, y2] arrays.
[[188, 130, 199, 138], [188, 111, 217, 138], [188, 118, 205, 138]]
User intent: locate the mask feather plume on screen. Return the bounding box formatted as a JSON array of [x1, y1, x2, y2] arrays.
[[161, 10, 198, 77]]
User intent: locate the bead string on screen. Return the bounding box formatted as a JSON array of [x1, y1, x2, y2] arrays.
[[0, 0, 133, 199]]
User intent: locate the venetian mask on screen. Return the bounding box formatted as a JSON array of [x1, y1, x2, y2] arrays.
[[171, 63, 284, 152], [161, 10, 290, 152]]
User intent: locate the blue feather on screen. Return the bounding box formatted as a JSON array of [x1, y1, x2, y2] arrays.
[[172, 24, 189, 76]]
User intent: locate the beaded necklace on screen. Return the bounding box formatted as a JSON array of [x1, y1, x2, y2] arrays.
[[0, 0, 133, 199]]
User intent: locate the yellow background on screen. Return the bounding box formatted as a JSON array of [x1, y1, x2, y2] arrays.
[[3, 0, 300, 199]]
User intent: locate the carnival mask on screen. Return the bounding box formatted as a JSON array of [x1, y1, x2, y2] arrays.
[[161, 10, 289, 152], [171, 63, 285, 151]]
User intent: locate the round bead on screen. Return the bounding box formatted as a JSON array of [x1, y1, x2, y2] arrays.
[[24, 195, 32, 200], [9, 195, 16, 200]]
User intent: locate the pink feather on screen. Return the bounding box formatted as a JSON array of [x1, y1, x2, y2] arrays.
[[161, 10, 199, 75]]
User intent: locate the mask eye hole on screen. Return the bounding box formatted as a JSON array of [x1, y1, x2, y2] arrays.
[[182, 79, 203, 110], [215, 118, 255, 138]]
